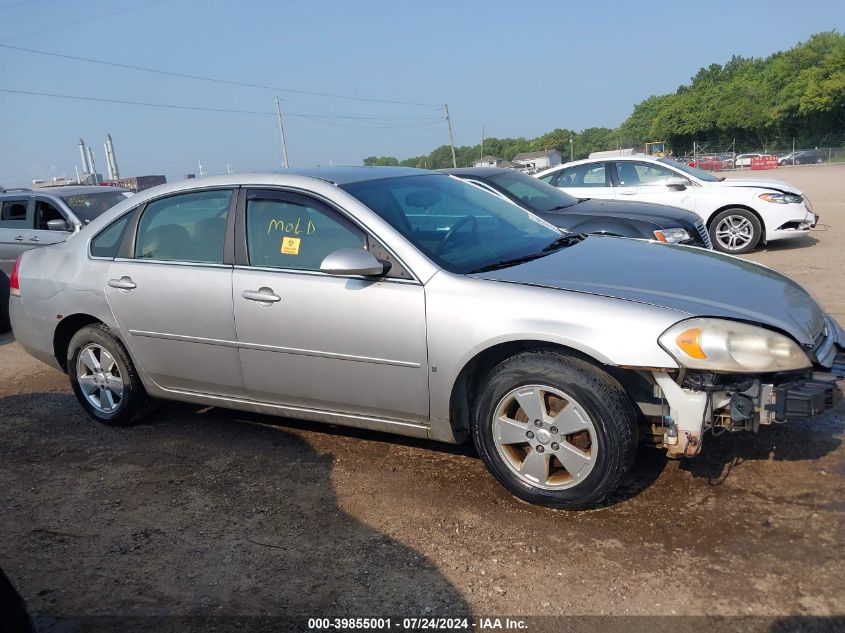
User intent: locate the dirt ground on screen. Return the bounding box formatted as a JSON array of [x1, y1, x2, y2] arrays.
[[1, 165, 844, 630]]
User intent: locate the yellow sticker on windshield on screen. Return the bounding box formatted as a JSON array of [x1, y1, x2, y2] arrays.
[[281, 237, 301, 255]]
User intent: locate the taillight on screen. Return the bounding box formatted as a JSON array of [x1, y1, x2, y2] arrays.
[[9, 254, 22, 296]]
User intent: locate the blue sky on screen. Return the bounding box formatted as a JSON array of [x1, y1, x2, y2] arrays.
[[1, 0, 843, 186]]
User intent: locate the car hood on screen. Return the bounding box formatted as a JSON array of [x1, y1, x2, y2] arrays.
[[704, 178, 802, 195], [470, 236, 825, 346], [563, 198, 701, 226]]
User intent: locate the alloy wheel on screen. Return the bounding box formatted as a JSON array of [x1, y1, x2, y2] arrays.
[[76, 344, 124, 413], [714, 214, 754, 251], [491, 384, 597, 490]]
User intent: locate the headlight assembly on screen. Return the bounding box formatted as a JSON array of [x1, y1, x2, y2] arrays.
[[653, 228, 691, 244], [759, 192, 803, 204], [659, 318, 811, 372]]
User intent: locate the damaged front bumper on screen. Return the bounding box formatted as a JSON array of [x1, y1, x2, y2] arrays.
[[648, 346, 844, 458]]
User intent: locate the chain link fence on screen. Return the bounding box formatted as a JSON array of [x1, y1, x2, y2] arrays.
[[672, 137, 845, 171]]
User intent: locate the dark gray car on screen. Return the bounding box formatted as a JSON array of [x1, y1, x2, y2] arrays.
[[0, 185, 132, 331], [444, 168, 711, 248]]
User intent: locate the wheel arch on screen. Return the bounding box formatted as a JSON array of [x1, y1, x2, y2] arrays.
[[705, 204, 764, 231], [53, 313, 106, 372], [447, 339, 645, 441]]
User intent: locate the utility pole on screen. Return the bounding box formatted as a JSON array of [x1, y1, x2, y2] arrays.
[[444, 103, 457, 168], [569, 138, 574, 162], [480, 124, 485, 161], [275, 96, 289, 168]]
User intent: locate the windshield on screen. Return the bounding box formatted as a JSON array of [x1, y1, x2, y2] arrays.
[[342, 174, 567, 274], [487, 170, 580, 212], [61, 190, 132, 222], [657, 157, 721, 182]]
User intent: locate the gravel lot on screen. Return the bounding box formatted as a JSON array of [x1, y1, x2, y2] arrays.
[[1, 165, 844, 630]]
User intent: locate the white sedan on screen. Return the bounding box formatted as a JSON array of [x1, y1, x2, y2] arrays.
[[535, 156, 817, 253]]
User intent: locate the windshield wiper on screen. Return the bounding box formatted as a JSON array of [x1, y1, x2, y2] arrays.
[[469, 234, 584, 273]]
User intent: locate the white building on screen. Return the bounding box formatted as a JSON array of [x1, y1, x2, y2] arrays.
[[512, 150, 562, 172], [472, 155, 505, 168]]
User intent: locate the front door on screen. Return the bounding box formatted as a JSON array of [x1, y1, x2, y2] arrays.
[[232, 189, 429, 424], [0, 197, 33, 276], [31, 197, 74, 248], [104, 188, 243, 397], [612, 161, 696, 211]]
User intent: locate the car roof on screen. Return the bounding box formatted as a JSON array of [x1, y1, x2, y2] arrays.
[[283, 166, 434, 185], [0, 185, 130, 197], [441, 167, 513, 178]]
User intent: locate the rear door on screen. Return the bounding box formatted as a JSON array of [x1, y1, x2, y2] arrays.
[[104, 188, 243, 397], [0, 197, 33, 276], [231, 188, 429, 423]]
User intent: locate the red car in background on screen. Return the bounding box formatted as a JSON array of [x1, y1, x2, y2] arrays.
[[689, 155, 729, 170]]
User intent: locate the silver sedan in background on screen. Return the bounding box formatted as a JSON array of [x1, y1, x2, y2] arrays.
[[9, 168, 844, 509]]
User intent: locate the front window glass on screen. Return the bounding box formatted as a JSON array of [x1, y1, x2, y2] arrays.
[[246, 194, 363, 271], [60, 191, 132, 223], [487, 171, 579, 212], [554, 164, 608, 188], [35, 200, 66, 230], [135, 190, 231, 263], [657, 157, 720, 182], [616, 161, 679, 187], [342, 174, 565, 274]]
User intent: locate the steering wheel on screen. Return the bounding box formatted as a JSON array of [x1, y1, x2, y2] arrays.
[[438, 215, 478, 255]]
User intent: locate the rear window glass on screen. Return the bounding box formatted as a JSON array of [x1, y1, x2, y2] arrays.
[[61, 191, 132, 223], [90, 214, 131, 258]]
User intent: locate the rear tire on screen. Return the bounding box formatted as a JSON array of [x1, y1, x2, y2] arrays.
[[0, 272, 10, 333], [472, 351, 637, 510], [67, 324, 151, 426]]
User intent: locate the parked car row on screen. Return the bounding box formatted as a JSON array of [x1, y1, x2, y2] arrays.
[[535, 155, 818, 254], [7, 167, 843, 510], [0, 185, 133, 331]]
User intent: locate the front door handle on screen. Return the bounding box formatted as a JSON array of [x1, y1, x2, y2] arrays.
[[618, 190, 638, 195], [14, 235, 24, 241], [30, 236, 40, 243], [107, 276, 137, 291], [242, 288, 281, 303]]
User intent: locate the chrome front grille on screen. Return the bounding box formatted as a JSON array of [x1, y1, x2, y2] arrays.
[[694, 220, 712, 248]]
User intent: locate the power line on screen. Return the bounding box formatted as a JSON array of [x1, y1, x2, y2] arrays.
[[0, 88, 446, 129], [0, 0, 39, 11], [0, 88, 272, 115], [0, 42, 443, 108], [0, 0, 171, 42]]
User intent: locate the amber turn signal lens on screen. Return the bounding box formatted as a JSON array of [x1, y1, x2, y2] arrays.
[[676, 328, 707, 359]]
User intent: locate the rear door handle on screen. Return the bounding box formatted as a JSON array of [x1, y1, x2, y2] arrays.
[[14, 235, 24, 241], [107, 276, 137, 290], [242, 288, 281, 303], [30, 236, 40, 243]]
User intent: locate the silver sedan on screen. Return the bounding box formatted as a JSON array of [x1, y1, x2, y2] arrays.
[[9, 168, 844, 509]]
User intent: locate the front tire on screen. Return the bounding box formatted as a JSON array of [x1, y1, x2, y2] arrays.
[[472, 351, 637, 510], [67, 324, 151, 426], [709, 208, 762, 254]]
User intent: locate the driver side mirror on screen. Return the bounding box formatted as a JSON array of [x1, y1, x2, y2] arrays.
[[47, 218, 71, 231], [665, 177, 688, 191], [320, 248, 387, 277]]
